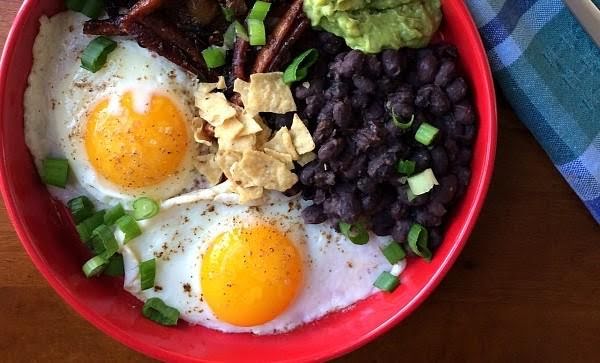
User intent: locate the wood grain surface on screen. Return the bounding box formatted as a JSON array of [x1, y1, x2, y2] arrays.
[[1, 2, 599, 362]]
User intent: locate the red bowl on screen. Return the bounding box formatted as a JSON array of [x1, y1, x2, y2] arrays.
[[0, 0, 496, 361]]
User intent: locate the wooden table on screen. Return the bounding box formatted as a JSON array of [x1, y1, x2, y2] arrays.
[[1, 2, 598, 361]]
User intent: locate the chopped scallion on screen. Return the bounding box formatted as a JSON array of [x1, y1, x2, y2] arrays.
[[41, 158, 69, 188], [104, 203, 125, 225], [414, 122, 439, 146], [381, 243, 405, 264], [68, 196, 94, 223], [103, 253, 124, 276], [339, 222, 369, 245], [142, 297, 180, 326], [247, 19, 266, 46], [133, 197, 159, 220], [234, 21, 249, 41], [76, 210, 106, 242], [116, 215, 141, 243], [224, 21, 249, 48], [396, 159, 416, 176], [373, 271, 399, 292], [92, 224, 118, 258], [65, 0, 105, 19], [82, 255, 107, 278], [283, 48, 319, 84], [81, 36, 117, 73], [391, 112, 414, 129], [407, 224, 432, 261], [140, 258, 156, 290], [407, 168, 439, 196], [247, 1, 271, 21], [201, 46, 226, 69]]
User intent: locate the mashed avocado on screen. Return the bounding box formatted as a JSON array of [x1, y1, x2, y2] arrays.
[[304, 0, 442, 53]]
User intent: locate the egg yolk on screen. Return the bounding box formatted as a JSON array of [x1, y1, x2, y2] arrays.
[[201, 225, 303, 327], [84, 92, 188, 189]]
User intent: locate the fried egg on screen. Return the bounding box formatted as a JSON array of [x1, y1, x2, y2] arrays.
[[122, 192, 400, 334], [24, 12, 200, 209]]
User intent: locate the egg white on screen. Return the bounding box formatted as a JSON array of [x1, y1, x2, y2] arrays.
[[24, 11, 201, 210], [122, 191, 400, 334]]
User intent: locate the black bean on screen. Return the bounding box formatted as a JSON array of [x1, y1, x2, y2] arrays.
[[355, 122, 384, 151], [364, 101, 385, 121], [313, 170, 336, 187], [365, 55, 382, 77], [388, 101, 414, 119], [428, 227, 443, 251], [389, 85, 415, 105], [340, 50, 365, 78], [427, 202, 447, 217], [446, 77, 467, 103], [333, 100, 353, 128], [361, 190, 383, 214], [431, 175, 458, 205], [453, 102, 475, 124], [415, 84, 435, 108], [367, 151, 397, 181], [304, 95, 324, 119], [410, 193, 430, 207], [443, 138, 459, 163], [391, 220, 412, 243], [325, 81, 350, 100], [318, 31, 345, 55], [431, 146, 449, 176], [371, 210, 395, 236], [299, 160, 320, 185], [324, 191, 362, 223], [457, 147, 472, 166], [378, 77, 399, 93], [381, 49, 403, 78], [430, 87, 451, 115], [283, 182, 302, 197], [313, 188, 328, 204], [301, 186, 315, 200], [455, 166, 471, 187], [351, 92, 370, 109], [294, 84, 311, 100], [352, 75, 376, 94], [415, 209, 442, 227], [339, 153, 367, 180], [301, 203, 327, 224], [390, 200, 408, 220], [318, 138, 345, 161], [434, 60, 457, 87], [417, 52, 439, 84], [357, 177, 377, 193], [313, 119, 334, 146], [411, 148, 431, 172], [435, 43, 458, 59]]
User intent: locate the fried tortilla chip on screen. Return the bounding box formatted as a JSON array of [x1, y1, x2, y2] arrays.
[[247, 73, 296, 114], [195, 92, 237, 127], [263, 147, 294, 169], [196, 76, 226, 95], [297, 151, 316, 166], [214, 118, 244, 140], [231, 184, 264, 203], [263, 127, 299, 160], [233, 78, 250, 107], [215, 150, 242, 180], [195, 154, 222, 186], [231, 150, 298, 191], [238, 111, 263, 136], [289, 114, 315, 154], [218, 133, 256, 151]]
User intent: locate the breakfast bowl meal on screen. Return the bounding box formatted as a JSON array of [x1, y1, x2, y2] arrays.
[[0, 0, 495, 361]]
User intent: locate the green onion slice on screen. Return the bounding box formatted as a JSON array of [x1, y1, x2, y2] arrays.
[[247, 19, 266, 46], [92, 224, 118, 258], [140, 258, 156, 290], [65, 0, 105, 19], [224, 21, 249, 48], [103, 253, 124, 276], [104, 203, 125, 225], [407, 168, 439, 196], [41, 158, 69, 188], [81, 36, 117, 73], [414, 122, 439, 146], [407, 224, 432, 261], [142, 297, 180, 326], [283, 48, 319, 84], [373, 271, 399, 292], [381, 243, 406, 264], [201, 46, 226, 69], [391, 112, 414, 129], [406, 187, 417, 202], [339, 222, 369, 245], [82, 255, 108, 278], [396, 159, 416, 176], [133, 197, 159, 220], [76, 210, 106, 242], [116, 215, 142, 243], [68, 196, 95, 223], [247, 1, 271, 21], [221, 6, 234, 22], [234, 21, 249, 41]]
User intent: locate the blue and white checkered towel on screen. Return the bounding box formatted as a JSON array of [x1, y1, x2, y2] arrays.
[[466, 0, 600, 223]]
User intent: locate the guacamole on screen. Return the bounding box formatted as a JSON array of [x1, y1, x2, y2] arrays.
[[304, 0, 442, 53]]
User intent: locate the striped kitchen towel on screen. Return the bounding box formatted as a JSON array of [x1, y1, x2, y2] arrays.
[[466, 0, 600, 223]]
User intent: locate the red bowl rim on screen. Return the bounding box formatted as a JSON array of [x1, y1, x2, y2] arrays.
[[0, 0, 497, 361]]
